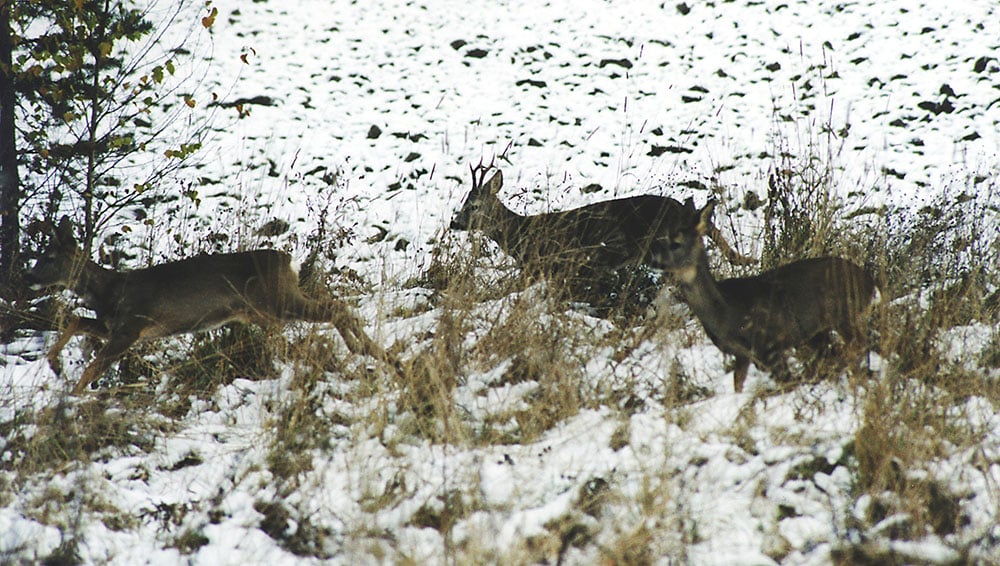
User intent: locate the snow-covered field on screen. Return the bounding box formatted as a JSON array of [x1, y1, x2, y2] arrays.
[[2, 0, 999, 563]]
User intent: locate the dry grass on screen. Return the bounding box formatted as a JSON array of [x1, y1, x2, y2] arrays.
[[3, 132, 998, 565]]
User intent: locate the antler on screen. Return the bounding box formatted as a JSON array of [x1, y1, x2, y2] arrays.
[[469, 160, 489, 190], [469, 141, 513, 191], [469, 156, 497, 192]]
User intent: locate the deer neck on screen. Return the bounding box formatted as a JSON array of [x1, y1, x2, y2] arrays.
[[483, 206, 528, 257], [73, 259, 123, 315], [675, 250, 737, 337]]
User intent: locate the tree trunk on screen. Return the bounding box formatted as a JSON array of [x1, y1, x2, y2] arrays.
[[0, 1, 21, 298]]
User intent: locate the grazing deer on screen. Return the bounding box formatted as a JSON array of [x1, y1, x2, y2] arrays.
[[449, 164, 753, 311], [26, 217, 396, 393], [649, 199, 879, 392]]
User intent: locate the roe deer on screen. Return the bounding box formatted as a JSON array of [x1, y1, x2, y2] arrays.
[[650, 200, 879, 392], [449, 164, 754, 315], [450, 164, 753, 275], [26, 217, 396, 393]]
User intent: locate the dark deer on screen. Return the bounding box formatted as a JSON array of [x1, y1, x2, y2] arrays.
[[26, 217, 396, 393], [449, 164, 753, 311], [649, 200, 879, 392]]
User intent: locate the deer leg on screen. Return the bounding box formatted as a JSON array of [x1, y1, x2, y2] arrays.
[[46, 317, 81, 375], [285, 294, 401, 373], [328, 301, 404, 375], [73, 329, 140, 394], [838, 322, 872, 358], [732, 356, 750, 393], [331, 303, 387, 358], [803, 331, 854, 381], [45, 317, 106, 374], [834, 324, 877, 379]]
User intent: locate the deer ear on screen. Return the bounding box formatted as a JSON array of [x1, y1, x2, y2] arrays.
[[486, 170, 503, 195], [25, 219, 55, 238], [55, 216, 79, 248], [696, 200, 716, 236]]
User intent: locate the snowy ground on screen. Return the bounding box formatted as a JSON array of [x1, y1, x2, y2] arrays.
[[2, 0, 999, 563]]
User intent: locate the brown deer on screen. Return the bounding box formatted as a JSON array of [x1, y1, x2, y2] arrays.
[[26, 217, 396, 393], [449, 164, 753, 312], [649, 199, 879, 392]]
